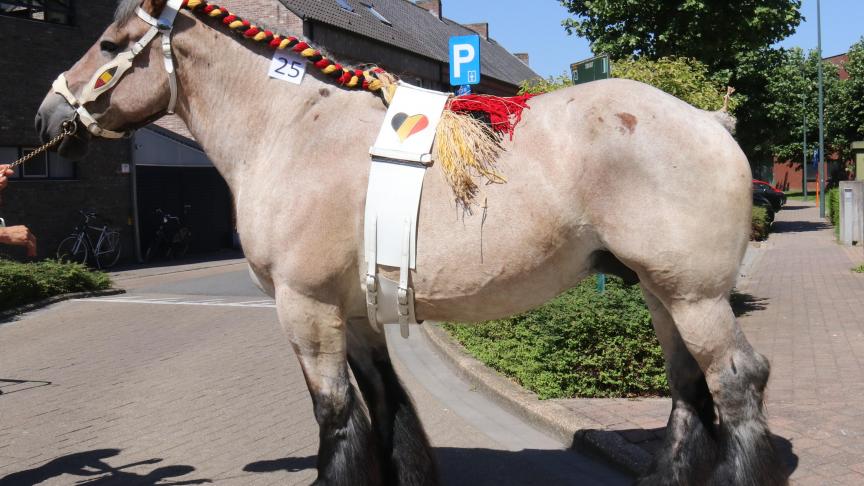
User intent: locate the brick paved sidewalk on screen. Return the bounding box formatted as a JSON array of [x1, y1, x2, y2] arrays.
[[551, 202, 864, 484]]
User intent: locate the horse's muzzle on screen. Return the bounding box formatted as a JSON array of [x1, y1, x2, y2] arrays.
[[35, 92, 91, 160]]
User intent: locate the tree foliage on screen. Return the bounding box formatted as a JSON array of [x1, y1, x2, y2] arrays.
[[560, 0, 802, 74], [762, 47, 846, 161], [520, 57, 734, 112], [841, 39, 864, 145]]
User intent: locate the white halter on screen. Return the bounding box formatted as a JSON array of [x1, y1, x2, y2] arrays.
[[51, 0, 183, 139]]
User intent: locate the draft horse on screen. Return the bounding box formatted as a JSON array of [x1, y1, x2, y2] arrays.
[[35, 0, 786, 484]]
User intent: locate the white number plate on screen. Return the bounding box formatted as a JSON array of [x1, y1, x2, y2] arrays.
[[269, 51, 306, 85]]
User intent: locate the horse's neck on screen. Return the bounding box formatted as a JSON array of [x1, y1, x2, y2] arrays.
[[171, 16, 369, 188]]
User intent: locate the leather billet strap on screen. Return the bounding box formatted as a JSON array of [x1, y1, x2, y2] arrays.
[[51, 0, 182, 139]]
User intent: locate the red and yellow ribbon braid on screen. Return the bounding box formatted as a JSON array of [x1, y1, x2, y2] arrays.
[[182, 0, 386, 92]]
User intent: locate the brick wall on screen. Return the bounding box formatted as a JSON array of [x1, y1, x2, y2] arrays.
[[0, 1, 136, 261]]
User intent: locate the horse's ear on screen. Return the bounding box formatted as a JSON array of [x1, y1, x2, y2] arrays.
[[141, 0, 168, 17]]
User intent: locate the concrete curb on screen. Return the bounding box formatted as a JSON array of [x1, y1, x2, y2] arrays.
[[0, 288, 126, 323], [421, 323, 653, 477]]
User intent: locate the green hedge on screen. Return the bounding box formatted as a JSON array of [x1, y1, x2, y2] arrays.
[[443, 275, 668, 399], [827, 187, 840, 228], [0, 259, 111, 311], [751, 206, 771, 241]]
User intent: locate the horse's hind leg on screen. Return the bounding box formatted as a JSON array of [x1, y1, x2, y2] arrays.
[[275, 290, 381, 486], [637, 289, 717, 485], [346, 321, 438, 486], [655, 294, 786, 485]]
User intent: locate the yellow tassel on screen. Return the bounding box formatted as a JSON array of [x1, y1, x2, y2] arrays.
[[209, 8, 222, 17], [347, 76, 360, 87], [229, 20, 243, 29], [322, 65, 338, 74], [301, 48, 316, 58], [187, 0, 203, 8], [254, 32, 268, 42], [434, 110, 506, 207], [278, 38, 292, 49]]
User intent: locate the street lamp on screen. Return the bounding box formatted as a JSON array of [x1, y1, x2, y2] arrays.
[[802, 63, 807, 201], [817, 0, 826, 217]]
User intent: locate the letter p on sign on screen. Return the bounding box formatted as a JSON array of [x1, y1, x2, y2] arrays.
[[449, 35, 481, 86]]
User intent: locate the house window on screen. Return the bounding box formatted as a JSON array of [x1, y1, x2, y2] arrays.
[[20, 149, 48, 178], [0, 146, 77, 180], [361, 2, 391, 25], [335, 0, 354, 13], [0, 0, 74, 25]]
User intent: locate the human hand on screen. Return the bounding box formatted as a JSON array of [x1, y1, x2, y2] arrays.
[[0, 225, 37, 257], [0, 164, 14, 192]]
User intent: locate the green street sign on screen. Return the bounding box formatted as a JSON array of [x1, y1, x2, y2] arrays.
[[570, 55, 610, 85]]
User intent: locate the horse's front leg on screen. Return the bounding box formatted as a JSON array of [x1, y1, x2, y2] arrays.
[[276, 288, 382, 486]]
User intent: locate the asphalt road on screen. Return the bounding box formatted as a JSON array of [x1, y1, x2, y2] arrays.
[[0, 260, 629, 485]]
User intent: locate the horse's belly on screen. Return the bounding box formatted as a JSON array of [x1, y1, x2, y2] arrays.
[[407, 198, 598, 322]]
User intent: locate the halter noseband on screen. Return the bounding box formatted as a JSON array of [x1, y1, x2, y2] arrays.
[[51, 0, 183, 139]]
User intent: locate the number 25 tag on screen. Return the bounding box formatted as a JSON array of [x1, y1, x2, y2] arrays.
[[269, 51, 306, 85]]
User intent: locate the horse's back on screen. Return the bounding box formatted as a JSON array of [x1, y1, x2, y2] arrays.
[[412, 79, 751, 319]]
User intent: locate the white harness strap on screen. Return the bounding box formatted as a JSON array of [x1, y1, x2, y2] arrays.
[[51, 0, 182, 139], [364, 82, 449, 337]]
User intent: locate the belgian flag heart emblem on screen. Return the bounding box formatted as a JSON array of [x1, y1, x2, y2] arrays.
[[94, 67, 118, 90], [391, 112, 429, 142]]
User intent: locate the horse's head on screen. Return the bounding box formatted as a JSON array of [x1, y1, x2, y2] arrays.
[[35, 0, 184, 159]]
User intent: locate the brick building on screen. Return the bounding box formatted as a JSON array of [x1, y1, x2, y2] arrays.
[[0, 0, 537, 262]]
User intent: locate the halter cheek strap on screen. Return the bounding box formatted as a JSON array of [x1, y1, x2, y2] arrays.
[[51, 0, 183, 139]]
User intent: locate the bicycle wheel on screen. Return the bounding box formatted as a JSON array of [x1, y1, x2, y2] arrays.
[[144, 238, 161, 262], [95, 231, 122, 269], [57, 236, 88, 265]]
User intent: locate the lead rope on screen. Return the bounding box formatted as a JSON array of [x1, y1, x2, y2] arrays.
[[2, 121, 77, 169]]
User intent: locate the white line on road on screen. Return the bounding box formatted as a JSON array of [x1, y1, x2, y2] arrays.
[[75, 297, 276, 308]]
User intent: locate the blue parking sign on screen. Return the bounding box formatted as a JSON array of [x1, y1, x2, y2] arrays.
[[449, 35, 481, 86]]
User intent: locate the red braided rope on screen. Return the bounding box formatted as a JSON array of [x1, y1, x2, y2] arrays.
[[181, 0, 386, 92], [447, 94, 534, 140]]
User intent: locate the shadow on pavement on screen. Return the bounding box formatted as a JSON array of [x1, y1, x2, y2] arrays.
[[244, 456, 316, 473], [0, 449, 211, 486], [246, 448, 631, 485], [778, 205, 810, 211], [0, 378, 51, 396], [583, 428, 797, 482], [772, 219, 831, 234], [730, 291, 769, 317]]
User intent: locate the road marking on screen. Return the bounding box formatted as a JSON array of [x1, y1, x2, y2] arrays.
[[76, 296, 276, 308]]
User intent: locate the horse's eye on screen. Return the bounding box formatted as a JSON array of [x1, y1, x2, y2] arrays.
[[100, 40, 120, 54]]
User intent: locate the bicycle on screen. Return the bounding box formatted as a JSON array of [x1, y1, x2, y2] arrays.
[[56, 209, 122, 269], [144, 209, 191, 262]]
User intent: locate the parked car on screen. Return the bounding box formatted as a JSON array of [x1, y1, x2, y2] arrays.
[[752, 180, 785, 212], [753, 179, 786, 210]]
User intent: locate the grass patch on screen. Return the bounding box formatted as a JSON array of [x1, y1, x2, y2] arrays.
[[0, 259, 111, 311], [783, 191, 813, 202], [853, 264, 864, 274], [443, 275, 668, 399]]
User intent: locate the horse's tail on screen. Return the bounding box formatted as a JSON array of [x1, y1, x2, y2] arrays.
[[702, 109, 737, 135]]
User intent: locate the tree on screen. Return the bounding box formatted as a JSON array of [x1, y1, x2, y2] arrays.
[[762, 48, 845, 162], [559, 0, 804, 171], [560, 0, 802, 74], [840, 38, 864, 146], [519, 57, 734, 112]]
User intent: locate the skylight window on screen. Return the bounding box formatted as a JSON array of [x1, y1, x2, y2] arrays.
[[336, 0, 354, 13], [361, 2, 391, 25]]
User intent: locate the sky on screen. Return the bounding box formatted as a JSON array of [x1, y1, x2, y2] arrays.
[[442, 0, 864, 79]]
